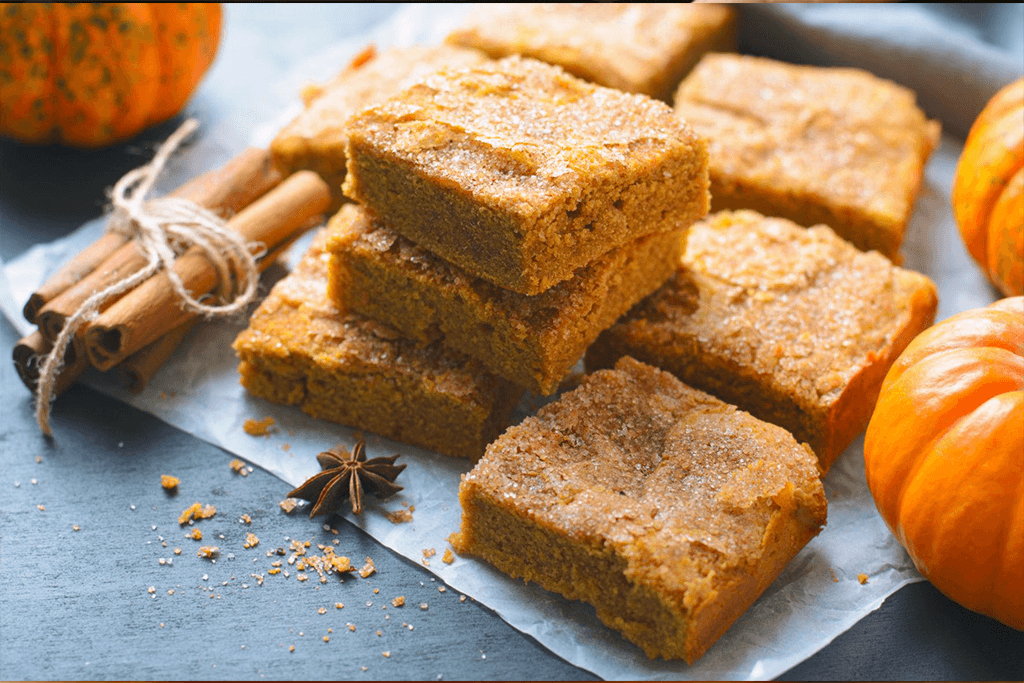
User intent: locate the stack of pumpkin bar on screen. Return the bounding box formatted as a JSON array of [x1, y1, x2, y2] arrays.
[[234, 3, 943, 666]]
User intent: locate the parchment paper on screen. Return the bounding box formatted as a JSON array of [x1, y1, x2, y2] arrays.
[[0, 4, 1009, 680]]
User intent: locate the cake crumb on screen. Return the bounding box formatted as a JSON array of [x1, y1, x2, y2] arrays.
[[230, 459, 250, 476], [243, 533, 259, 549], [147, 586, 156, 594], [382, 652, 390, 658], [858, 573, 869, 585], [335, 602, 344, 609], [421, 558, 431, 567], [197, 546, 219, 559], [347, 623, 356, 632], [442, 548, 455, 564], [318, 607, 327, 615], [323, 636, 330, 643], [240, 514, 252, 524], [289, 645, 295, 652], [35, 456, 42, 463], [359, 557, 376, 578], [419, 602, 428, 611], [422, 548, 436, 558], [72, 525, 81, 531], [190, 528, 203, 541], [387, 508, 413, 524], [243, 417, 275, 436], [391, 596, 405, 607], [174, 548, 181, 555], [160, 475, 179, 490], [282, 443, 291, 452], [279, 498, 299, 513], [37, 505, 45, 511]]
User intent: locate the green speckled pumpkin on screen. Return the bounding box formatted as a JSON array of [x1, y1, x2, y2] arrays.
[[0, 3, 221, 148]]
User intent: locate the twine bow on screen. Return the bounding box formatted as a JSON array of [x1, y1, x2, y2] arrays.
[[36, 119, 262, 437]]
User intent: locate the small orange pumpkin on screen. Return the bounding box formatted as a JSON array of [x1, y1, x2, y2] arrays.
[[952, 79, 1024, 297], [864, 297, 1024, 630], [0, 3, 221, 148]]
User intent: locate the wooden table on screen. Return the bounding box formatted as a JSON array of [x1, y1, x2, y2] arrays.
[[2, 5, 1021, 680]]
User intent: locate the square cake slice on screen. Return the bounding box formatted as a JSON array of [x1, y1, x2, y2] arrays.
[[674, 54, 940, 260], [343, 56, 709, 295], [446, 3, 736, 102], [271, 44, 486, 206], [453, 357, 827, 663], [586, 211, 938, 472], [232, 229, 522, 459], [325, 204, 686, 395]]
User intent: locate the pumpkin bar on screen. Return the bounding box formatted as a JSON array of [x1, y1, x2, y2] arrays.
[[232, 229, 522, 459], [453, 357, 827, 663], [445, 3, 736, 102], [271, 44, 487, 206], [343, 56, 709, 295], [325, 204, 686, 395], [674, 54, 940, 260], [586, 211, 939, 472]]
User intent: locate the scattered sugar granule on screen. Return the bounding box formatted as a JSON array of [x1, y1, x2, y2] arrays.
[[243, 417, 275, 436], [279, 498, 299, 514], [442, 549, 455, 564], [391, 596, 405, 608], [359, 558, 376, 578], [243, 533, 259, 549], [230, 459, 249, 477], [190, 528, 203, 541], [197, 546, 220, 559], [161, 475, 179, 490], [858, 573, 869, 585]]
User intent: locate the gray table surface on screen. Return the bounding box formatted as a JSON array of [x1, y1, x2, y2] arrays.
[[2, 4, 1023, 681]]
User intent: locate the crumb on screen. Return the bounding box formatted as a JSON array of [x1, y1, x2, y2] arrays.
[[30, 479, 36, 485], [240, 514, 252, 524], [391, 596, 405, 607], [318, 607, 327, 615], [419, 602, 428, 611], [335, 602, 344, 609], [160, 623, 164, 628], [174, 548, 181, 555], [279, 498, 299, 513], [376, 630, 382, 637], [438, 587, 446, 593], [160, 475, 179, 490], [148, 586, 156, 594], [289, 646, 295, 652], [243, 533, 259, 549], [421, 558, 430, 567], [160, 391, 168, 399], [35, 456, 42, 463], [243, 417, 275, 436], [197, 546, 219, 559], [347, 623, 356, 632], [422, 548, 436, 558], [297, 573, 308, 582], [230, 459, 249, 477], [382, 652, 390, 658], [190, 528, 203, 541], [373, 588, 379, 594], [359, 557, 376, 578], [282, 443, 291, 452], [361, 667, 367, 672], [167, 589, 174, 595], [442, 548, 455, 564], [460, 595, 466, 603], [387, 508, 413, 524], [269, 568, 281, 575], [72, 525, 81, 531], [831, 570, 839, 583], [323, 636, 329, 643], [178, 502, 215, 525], [858, 573, 869, 585], [37, 505, 45, 511]]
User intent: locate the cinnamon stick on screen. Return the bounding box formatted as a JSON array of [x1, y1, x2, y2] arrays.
[[35, 147, 282, 343], [13, 330, 89, 397], [85, 170, 330, 371], [116, 221, 316, 393]]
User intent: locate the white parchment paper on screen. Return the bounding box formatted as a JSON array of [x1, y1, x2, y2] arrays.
[[0, 5, 1006, 680]]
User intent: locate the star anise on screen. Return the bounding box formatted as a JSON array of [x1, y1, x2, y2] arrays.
[[287, 440, 405, 516]]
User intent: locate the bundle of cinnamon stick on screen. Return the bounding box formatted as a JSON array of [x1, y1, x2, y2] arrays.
[[13, 146, 330, 403]]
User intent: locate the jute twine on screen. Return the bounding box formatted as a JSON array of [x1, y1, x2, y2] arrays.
[[35, 119, 262, 438]]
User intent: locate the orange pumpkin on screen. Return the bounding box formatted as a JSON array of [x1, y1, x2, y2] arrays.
[[952, 79, 1024, 297], [864, 297, 1024, 630], [0, 3, 221, 148]]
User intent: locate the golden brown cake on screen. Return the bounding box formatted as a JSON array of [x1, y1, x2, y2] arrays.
[[270, 44, 487, 206], [325, 204, 685, 395], [343, 56, 709, 295], [674, 54, 940, 260], [586, 211, 939, 472], [232, 229, 522, 459], [453, 357, 827, 663], [446, 3, 736, 102]]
